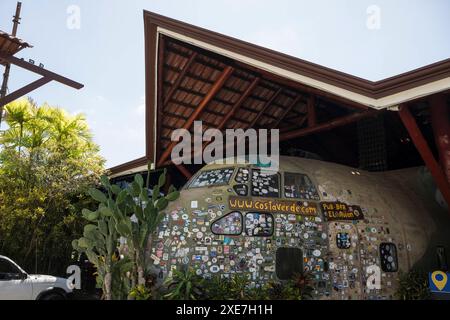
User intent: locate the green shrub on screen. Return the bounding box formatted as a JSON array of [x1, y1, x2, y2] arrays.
[[395, 269, 431, 300]]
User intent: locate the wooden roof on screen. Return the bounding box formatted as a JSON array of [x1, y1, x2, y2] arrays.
[[0, 30, 30, 65], [108, 11, 450, 176]]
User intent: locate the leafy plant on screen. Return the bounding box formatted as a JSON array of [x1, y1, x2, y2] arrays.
[[73, 163, 179, 299], [129, 284, 153, 300], [72, 188, 121, 300], [0, 99, 104, 275], [395, 269, 431, 300], [163, 268, 206, 300], [111, 163, 180, 288]]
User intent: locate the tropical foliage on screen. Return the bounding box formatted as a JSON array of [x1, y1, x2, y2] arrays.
[[0, 99, 104, 275], [395, 269, 431, 300], [72, 165, 180, 300]]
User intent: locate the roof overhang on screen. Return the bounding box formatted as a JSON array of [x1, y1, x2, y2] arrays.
[[146, 11, 450, 110], [108, 11, 450, 177]]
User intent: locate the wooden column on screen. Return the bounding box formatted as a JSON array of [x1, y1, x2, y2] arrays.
[[307, 95, 316, 127], [398, 104, 450, 208], [429, 94, 450, 184]]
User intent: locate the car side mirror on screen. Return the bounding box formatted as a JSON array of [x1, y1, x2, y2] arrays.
[[20, 272, 28, 280]]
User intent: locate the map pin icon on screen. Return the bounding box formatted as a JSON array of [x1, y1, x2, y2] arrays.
[[432, 271, 448, 291]]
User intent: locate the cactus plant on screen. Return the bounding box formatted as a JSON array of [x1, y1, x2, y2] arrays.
[[71, 184, 119, 300], [73, 162, 179, 299], [112, 163, 180, 288]]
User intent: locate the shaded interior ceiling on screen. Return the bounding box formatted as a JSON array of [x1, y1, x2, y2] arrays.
[[142, 34, 441, 186]]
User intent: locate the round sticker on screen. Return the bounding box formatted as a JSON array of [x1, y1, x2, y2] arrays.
[[210, 265, 220, 273], [313, 249, 321, 257], [196, 232, 203, 239]]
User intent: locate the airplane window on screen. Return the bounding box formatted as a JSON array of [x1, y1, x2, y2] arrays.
[[284, 172, 320, 200], [189, 168, 235, 188], [211, 211, 243, 235], [379, 243, 398, 272], [276, 247, 303, 280], [245, 213, 274, 237], [251, 169, 280, 198], [233, 184, 248, 196], [336, 233, 351, 249], [235, 168, 250, 184]]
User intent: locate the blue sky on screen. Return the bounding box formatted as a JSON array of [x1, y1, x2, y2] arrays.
[[0, 0, 449, 167]]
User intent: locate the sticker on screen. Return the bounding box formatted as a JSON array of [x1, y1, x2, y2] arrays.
[[191, 201, 198, 209], [210, 265, 220, 273]]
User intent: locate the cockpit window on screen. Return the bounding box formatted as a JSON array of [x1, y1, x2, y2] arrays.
[[251, 169, 280, 198], [284, 172, 320, 200], [380, 243, 398, 272], [188, 168, 235, 188], [235, 168, 250, 184], [211, 212, 243, 235]]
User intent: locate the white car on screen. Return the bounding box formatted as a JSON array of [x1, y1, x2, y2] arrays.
[[0, 255, 72, 300]]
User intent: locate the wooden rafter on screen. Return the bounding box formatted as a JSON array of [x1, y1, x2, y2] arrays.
[[248, 87, 282, 129], [157, 65, 234, 167], [216, 77, 260, 130], [279, 109, 381, 142], [163, 51, 198, 107], [271, 95, 302, 129]]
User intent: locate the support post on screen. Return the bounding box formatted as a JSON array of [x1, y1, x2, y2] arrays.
[[429, 94, 450, 184], [398, 103, 450, 208]]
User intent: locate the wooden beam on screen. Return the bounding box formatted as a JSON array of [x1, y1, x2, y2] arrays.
[[429, 93, 450, 184], [0, 77, 51, 107], [248, 87, 282, 128], [0, 54, 83, 89], [156, 35, 166, 162], [216, 77, 260, 130], [398, 104, 450, 207], [271, 95, 302, 128], [280, 109, 381, 142], [144, 22, 158, 163], [307, 95, 316, 127], [157, 66, 234, 167], [280, 116, 308, 133], [175, 164, 192, 179], [163, 51, 198, 107]]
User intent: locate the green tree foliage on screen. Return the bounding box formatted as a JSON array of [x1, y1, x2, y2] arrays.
[[0, 99, 104, 275], [395, 269, 431, 300]]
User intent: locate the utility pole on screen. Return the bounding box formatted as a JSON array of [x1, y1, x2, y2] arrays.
[[0, 2, 22, 128]]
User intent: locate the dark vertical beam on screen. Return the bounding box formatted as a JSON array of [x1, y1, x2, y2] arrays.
[[157, 66, 234, 167], [398, 104, 450, 207], [307, 95, 316, 127], [156, 35, 165, 162], [0, 2, 22, 127], [144, 20, 158, 163], [429, 93, 450, 184]]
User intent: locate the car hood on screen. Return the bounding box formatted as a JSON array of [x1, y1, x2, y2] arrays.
[[29, 274, 72, 291]]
